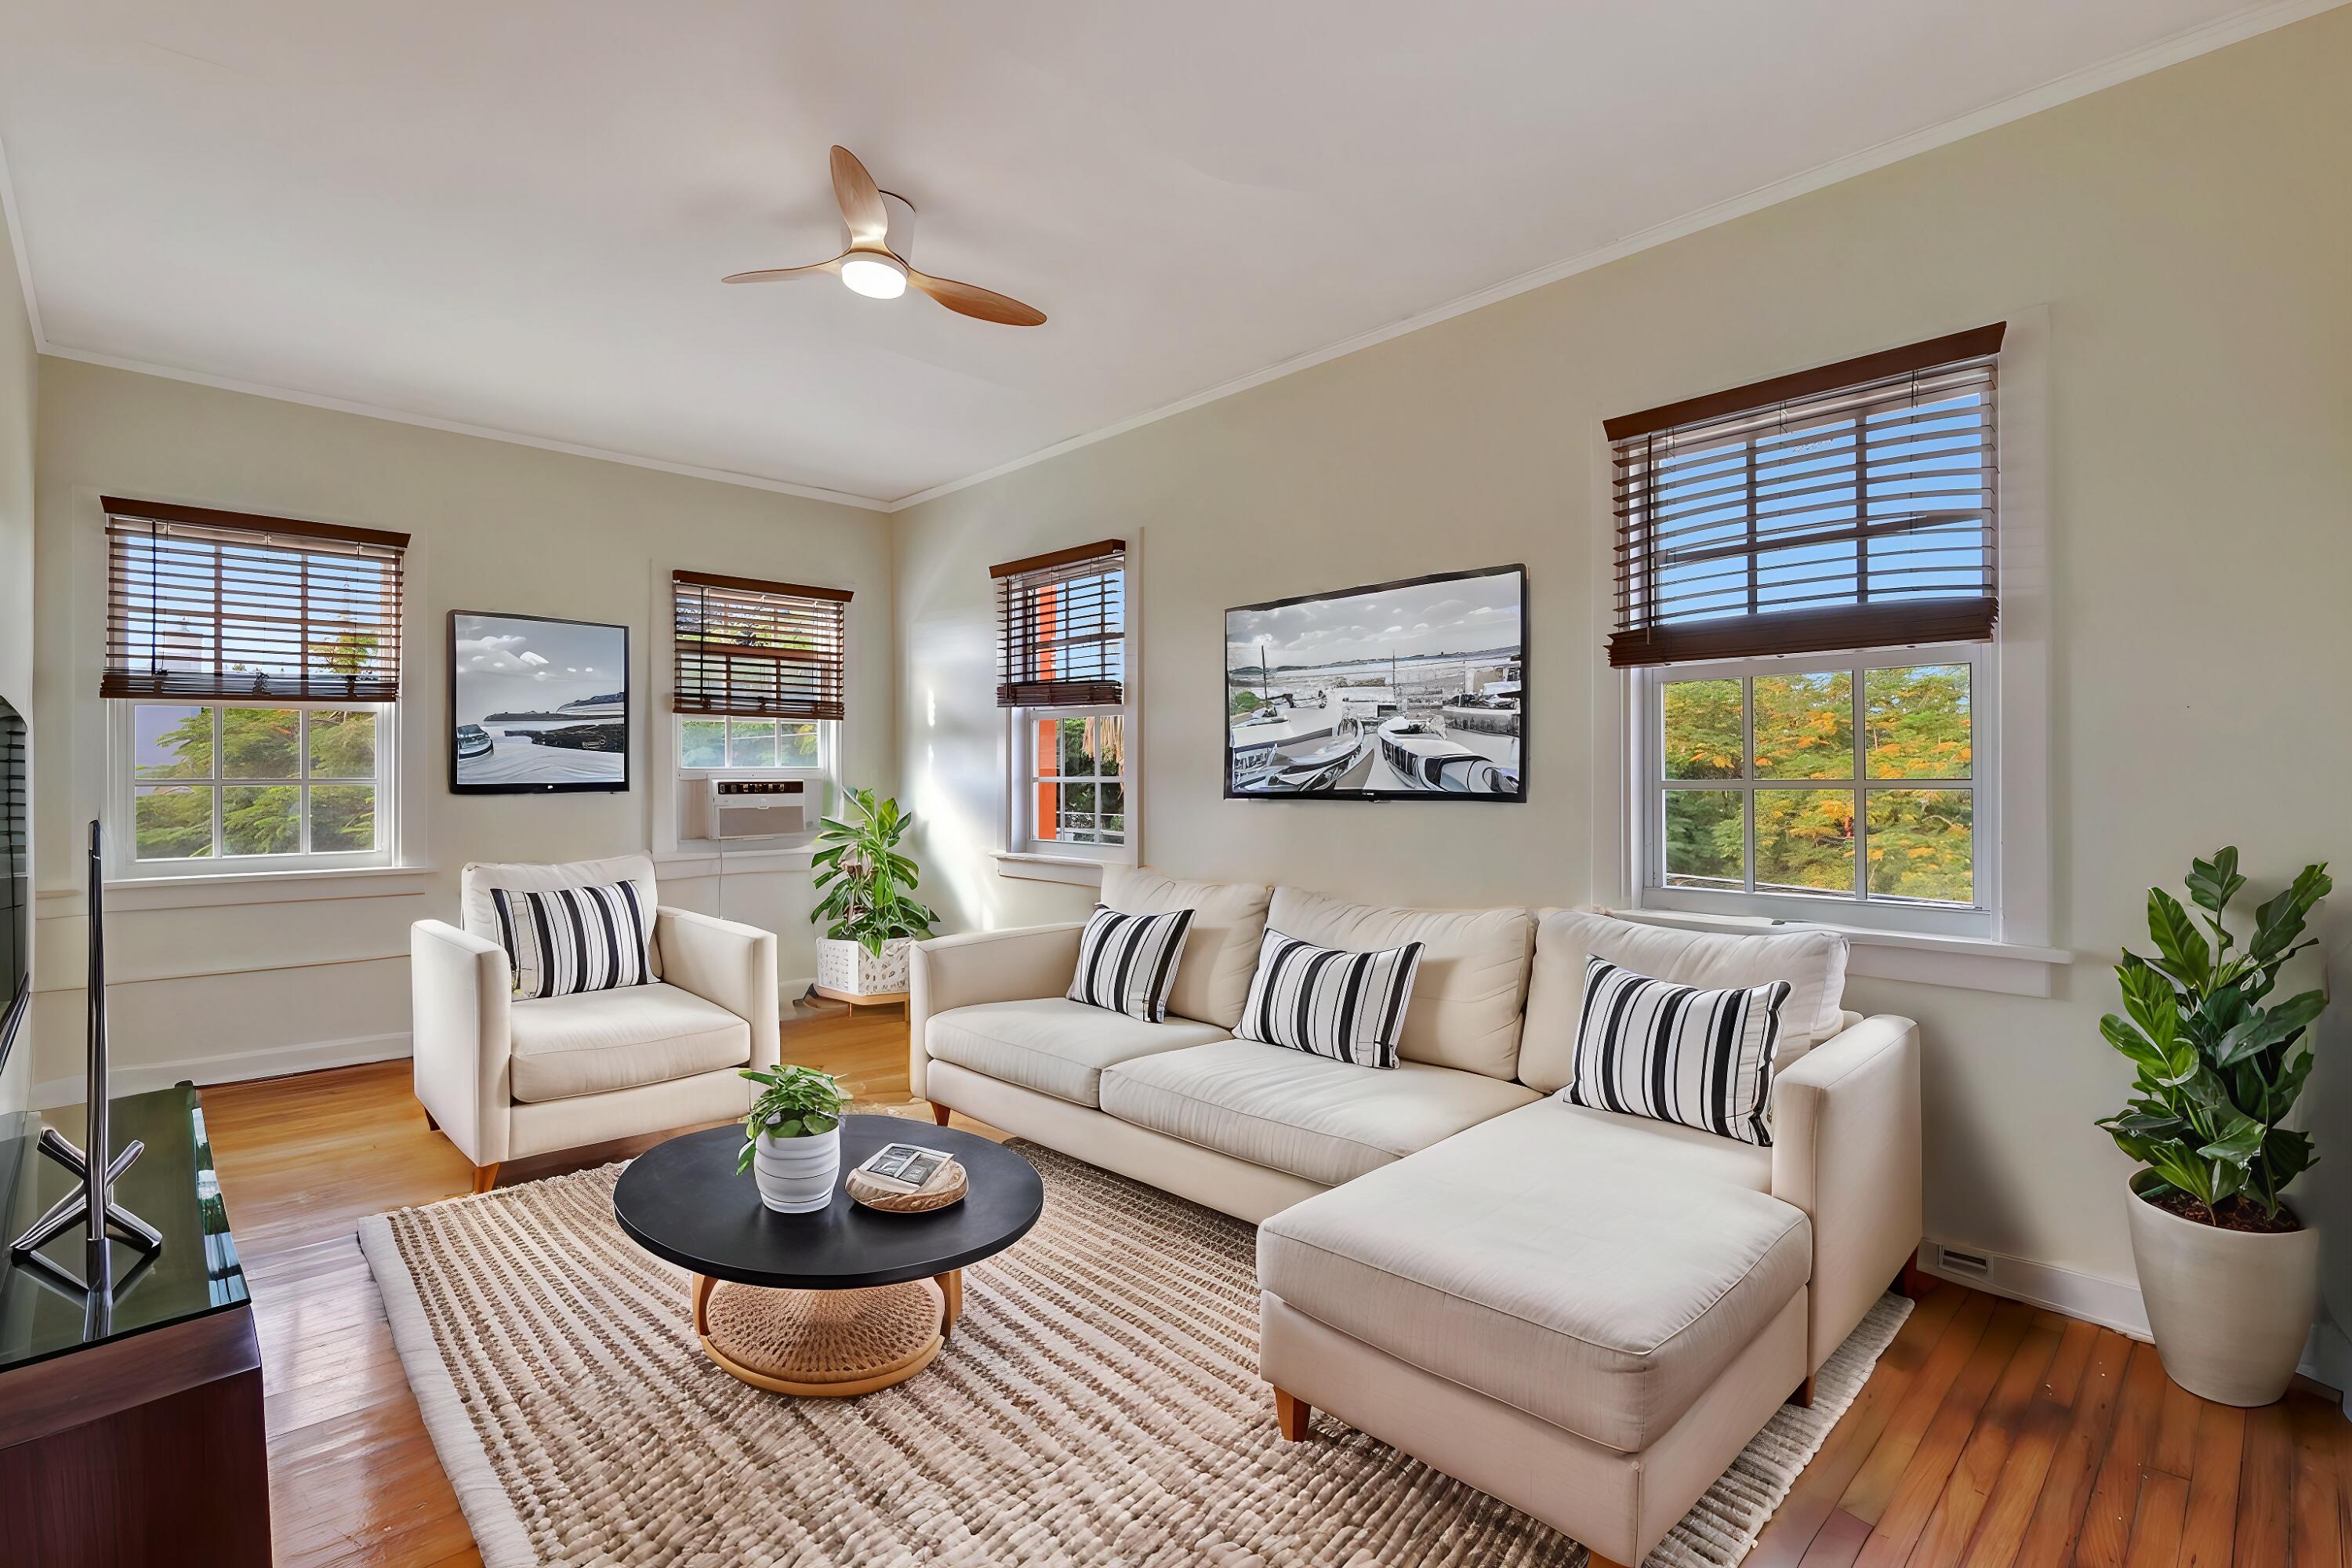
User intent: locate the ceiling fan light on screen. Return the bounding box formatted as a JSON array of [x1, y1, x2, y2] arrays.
[[840, 253, 908, 300]]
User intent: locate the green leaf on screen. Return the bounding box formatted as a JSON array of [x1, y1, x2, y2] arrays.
[[2143, 889, 2212, 993], [2196, 1114, 2266, 1166], [2185, 848, 2245, 916], [801, 1112, 838, 1134], [2250, 862, 2332, 962]]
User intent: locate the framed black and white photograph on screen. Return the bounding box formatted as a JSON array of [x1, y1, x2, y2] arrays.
[[448, 612, 630, 793], [1226, 564, 1524, 801]]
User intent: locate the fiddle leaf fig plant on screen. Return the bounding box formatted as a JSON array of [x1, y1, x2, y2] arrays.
[[2096, 848, 2332, 1226], [810, 786, 938, 958], [737, 1064, 847, 1172]]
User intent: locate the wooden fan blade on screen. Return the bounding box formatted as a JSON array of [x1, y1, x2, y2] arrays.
[[829, 146, 891, 247], [907, 269, 1047, 327], [721, 255, 845, 284]]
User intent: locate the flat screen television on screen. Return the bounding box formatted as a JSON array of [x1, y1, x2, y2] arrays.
[[1, 696, 26, 1092]]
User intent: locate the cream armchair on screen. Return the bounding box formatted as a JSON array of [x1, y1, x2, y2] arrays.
[[412, 855, 779, 1192]]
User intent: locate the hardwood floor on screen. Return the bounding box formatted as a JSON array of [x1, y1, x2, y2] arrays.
[[201, 1006, 2351, 1567]]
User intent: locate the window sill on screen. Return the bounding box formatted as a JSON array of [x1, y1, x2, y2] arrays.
[[1595, 905, 2072, 998], [39, 863, 438, 915], [994, 853, 1113, 888]]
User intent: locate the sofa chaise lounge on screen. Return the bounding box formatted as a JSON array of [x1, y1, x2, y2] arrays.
[[911, 868, 1922, 1568]]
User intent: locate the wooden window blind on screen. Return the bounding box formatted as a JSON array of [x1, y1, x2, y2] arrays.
[[671, 570, 851, 721], [992, 540, 1126, 709], [101, 497, 410, 702], [1604, 324, 2003, 669]]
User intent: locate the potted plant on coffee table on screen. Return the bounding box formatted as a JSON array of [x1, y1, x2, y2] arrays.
[[2097, 847, 2332, 1406], [739, 1064, 849, 1213], [810, 787, 938, 1005]]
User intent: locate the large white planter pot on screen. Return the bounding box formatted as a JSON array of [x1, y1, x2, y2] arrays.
[[753, 1127, 842, 1214], [2125, 1170, 2320, 1406], [817, 937, 913, 999]]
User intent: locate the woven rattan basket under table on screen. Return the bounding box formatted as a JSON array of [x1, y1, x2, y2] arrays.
[[612, 1116, 1044, 1396]]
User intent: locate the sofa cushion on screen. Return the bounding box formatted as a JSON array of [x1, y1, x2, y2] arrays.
[[1264, 888, 1533, 1080], [1518, 909, 1849, 1094], [463, 854, 663, 978], [508, 982, 749, 1104], [1098, 1037, 1539, 1187], [1545, 1100, 1773, 1192], [1234, 927, 1425, 1069], [1258, 1098, 1809, 1452], [1067, 904, 1196, 1023], [1102, 866, 1271, 1029], [926, 999, 1230, 1109]]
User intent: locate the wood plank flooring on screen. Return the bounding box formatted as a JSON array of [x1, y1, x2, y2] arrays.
[[197, 1005, 2352, 1567]]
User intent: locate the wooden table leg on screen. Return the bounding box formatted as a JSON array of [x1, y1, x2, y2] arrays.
[[690, 1272, 716, 1337], [935, 1269, 962, 1338]]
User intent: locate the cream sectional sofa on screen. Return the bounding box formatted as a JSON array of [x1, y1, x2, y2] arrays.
[[909, 868, 1922, 1568]]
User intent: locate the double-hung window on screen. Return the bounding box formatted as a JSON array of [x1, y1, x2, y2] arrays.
[[1609, 326, 2005, 937], [671, 570, 848, 789], [103, 498, 406, 874], [993, 540, 1132, 861]]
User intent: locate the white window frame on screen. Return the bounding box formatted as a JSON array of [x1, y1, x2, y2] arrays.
[[1008, 703, 1134, 864], [996, 535, 1142, 880], [1594, 308, 2058, 985], [674, 713, 837, 784], [109, 699, 399, 879], [1635, 642, 1995, 938]]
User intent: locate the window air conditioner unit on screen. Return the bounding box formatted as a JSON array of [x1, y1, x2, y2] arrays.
[[699, 779, 808, 840]]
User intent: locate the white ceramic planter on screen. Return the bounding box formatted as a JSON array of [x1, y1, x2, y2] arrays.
[[817, 936, 913, 999], [753, 1126, 842, 1214], [2125, 1170, 2320, 1406]]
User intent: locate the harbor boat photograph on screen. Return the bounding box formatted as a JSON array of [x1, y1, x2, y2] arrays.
[[448, 612, 631, 793], [1225, 564, 1524, 801]]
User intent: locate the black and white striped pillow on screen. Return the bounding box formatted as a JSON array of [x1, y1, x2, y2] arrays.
[[1066, 904, 1196, 1022], [488, 880, 654, 1000], [1563, 957, 1792, 1145], [1235, 927, 1425, 1069]]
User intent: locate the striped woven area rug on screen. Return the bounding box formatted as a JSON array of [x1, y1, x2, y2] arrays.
[[360, 1141, 1908, 1568]]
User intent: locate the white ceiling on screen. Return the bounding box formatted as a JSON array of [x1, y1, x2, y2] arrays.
[[0, 2, 2326, 507]]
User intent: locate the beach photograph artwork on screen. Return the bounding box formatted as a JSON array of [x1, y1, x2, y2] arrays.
[[1226, 565, 1524, 800], [449, 612, 630, 792]]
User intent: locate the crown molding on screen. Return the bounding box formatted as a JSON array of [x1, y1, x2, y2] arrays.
[[5, 0, 2342, 517]]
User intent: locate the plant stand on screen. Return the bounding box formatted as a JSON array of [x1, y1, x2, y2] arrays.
[[811, 984, 910, 1015]]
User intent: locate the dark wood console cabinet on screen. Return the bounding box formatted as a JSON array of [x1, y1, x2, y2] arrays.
[[0, 1085, 270, 1563]]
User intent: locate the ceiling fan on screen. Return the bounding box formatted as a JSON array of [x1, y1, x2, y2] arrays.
[[723, 146, 1047, 327]]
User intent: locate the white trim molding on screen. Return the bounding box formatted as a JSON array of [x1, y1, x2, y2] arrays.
[[1918, 1237, 2347, 1395], [33, 1029, 413, 1110], [993, 852, 1108, 889], [1591, 904, 2072, 997]]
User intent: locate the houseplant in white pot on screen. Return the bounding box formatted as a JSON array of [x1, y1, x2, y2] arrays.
[[2097, 847, 2332, 1406], [738, 1064, 848, 1213], [810, 787, 938, 1001]]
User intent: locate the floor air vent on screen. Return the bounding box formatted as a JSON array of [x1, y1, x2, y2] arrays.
[[1933, 1244, 1992, 1280]]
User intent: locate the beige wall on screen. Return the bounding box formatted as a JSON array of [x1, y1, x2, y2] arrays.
[[28, 358, 892, 1098], [0, 276, 33, 1123], [894, 10, 2352, 1301]]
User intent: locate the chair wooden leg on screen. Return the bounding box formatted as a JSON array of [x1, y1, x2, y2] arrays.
[[1790, 1375, 1816, 1408], [471, 1163, 501, 1195], [1586, 1556, 1632, 1568], [1273, 1388, 1310, 1440], [423, 1109, 439, 1132], [931, 1102, 953, 1127], [1896, 1258, 1938, 1299]]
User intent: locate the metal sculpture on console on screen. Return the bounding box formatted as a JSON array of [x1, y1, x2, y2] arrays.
[[8, 822, 161, 1306]]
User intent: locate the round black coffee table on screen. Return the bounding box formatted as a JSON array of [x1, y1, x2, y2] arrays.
[[614, 1114, 1044, 1396]]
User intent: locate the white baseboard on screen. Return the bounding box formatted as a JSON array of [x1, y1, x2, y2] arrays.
[[1921, 1236, 2347, 1396], [32, 977, 832, 1109], [33, 1029, 414, 1109]]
